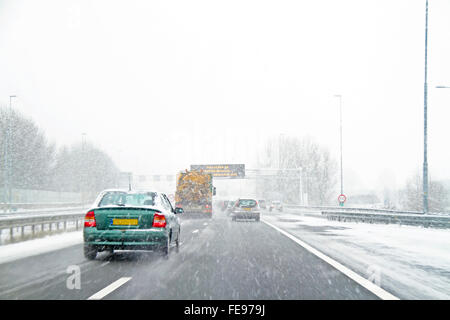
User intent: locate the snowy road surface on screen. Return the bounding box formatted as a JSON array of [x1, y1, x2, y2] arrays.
[[265, 209, 450, 299], [0, 208, 448, 299]]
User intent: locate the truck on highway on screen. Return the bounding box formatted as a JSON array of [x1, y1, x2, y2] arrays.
[[175, 169, 216, 218]]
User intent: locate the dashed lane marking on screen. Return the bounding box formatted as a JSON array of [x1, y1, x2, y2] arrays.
[[87, 277, 132, 300]]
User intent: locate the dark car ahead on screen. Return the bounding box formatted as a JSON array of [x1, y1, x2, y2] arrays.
[[230, 198, 260, 222], [269, 200, 283, 212], [83, 189, 183, 260]]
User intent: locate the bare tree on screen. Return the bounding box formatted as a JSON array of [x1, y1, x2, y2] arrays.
[[51, 142, 120, 199], [257, 135, 337, 205], [0, 107, 55, 191], [1, 106, 120, 202], [399, 171, 448, 213]]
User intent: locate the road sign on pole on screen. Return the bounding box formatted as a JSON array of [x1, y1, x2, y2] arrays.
[[338, 194, 346, 206], [190, 164, 245, 178]]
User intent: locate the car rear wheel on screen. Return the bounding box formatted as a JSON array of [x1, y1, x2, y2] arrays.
[[160, 235, 170, 259], [175, 228, 180, 253], [84, 244, 97, 260]]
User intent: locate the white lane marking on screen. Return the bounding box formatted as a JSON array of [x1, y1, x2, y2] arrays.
[[192, 229, 199, 234], [100, 261, 110, 267], [261, 219, 399, 300], [203, 223, 208, 226], [87, 277, 132, 300]]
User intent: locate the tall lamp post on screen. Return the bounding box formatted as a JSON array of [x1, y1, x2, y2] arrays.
[[334, 94, 344, 205], [423, 0, 429, 213], [81, 133, 87, 205]]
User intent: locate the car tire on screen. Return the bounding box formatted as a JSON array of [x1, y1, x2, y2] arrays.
[[232, 216, 236, 222], [255, 216, 260, 222], [175, 228, 180, 253], [160, 234, 170, 259], [84, 244, 97, 260]]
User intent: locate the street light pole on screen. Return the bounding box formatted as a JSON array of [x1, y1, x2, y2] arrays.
[[81, 133, 86, 205], [334, 94, 344, 202], [423, 0, 429, 213]]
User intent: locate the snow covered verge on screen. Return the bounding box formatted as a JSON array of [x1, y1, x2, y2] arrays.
[[262, 211, 450, 299], [0, 206, 87, 218], [0, 231, 83, 265]]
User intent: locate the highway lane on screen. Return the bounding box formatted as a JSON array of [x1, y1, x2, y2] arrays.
[[0, 209, 380, 300], [0, 217, 207, 299], [264, 208, 450, 300]]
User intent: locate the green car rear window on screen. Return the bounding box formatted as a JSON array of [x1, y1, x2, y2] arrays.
[[99, 192, 157, 207]]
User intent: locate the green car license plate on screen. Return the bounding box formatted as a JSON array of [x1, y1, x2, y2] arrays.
[[111, 218, 138, 226]]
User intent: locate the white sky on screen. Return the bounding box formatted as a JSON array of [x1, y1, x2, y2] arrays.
[[1, 0, 449, 194]]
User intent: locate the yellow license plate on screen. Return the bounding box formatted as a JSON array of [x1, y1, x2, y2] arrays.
[[112, 218, 138, 226], [244, 208, 252, 211]]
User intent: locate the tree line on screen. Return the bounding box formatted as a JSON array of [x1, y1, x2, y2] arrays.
[[255, 134, 449, 212], [256, 135, 338, 206], [398, 173, 448, 213], [0, 106, 120, 201]]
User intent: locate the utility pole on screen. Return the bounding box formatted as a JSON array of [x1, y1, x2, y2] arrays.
[[128, 172, 132, 191], [81, 133, 86, 205], [278, 134, 282, 169], [423, 0, 429, 213], [334, 94, 344, 204]]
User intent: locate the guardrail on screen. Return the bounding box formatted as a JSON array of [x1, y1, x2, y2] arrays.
[[284, 204, 425, 215], [0, 212, 85, 244], [321, 210, 450, 229]]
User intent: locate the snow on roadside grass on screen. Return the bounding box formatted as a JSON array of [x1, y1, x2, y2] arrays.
[[263, 211, 450, 299], [0, 231, 83, 265], [269, 212, 450, 267]]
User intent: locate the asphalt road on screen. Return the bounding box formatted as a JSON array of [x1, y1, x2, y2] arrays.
[[0, 209, 379, 300]]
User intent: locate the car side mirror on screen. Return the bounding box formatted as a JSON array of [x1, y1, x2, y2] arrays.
[[174, 207, 184, 214]]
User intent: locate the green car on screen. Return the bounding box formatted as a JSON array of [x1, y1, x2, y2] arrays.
[[83, 189, 183, 260]]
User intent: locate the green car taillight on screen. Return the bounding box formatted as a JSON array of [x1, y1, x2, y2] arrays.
[[152, 214, 166, 228], [84, 210, 96, 228]]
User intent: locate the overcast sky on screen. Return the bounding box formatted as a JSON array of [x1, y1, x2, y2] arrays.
[[1, 0, 449, 194]]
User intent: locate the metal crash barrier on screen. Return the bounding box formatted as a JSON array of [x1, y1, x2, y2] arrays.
[[0, 212, 85, 244], [321, 211, 450, 229]]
